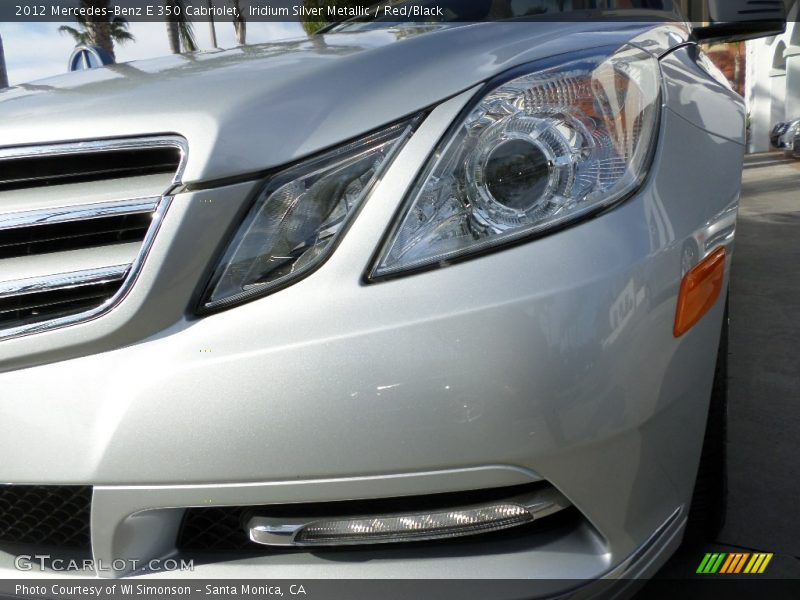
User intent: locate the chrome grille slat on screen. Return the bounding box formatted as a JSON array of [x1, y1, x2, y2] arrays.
[[0, 290, 113, 318], [0, 136, 186, 161], [0, 265, 129, 299], [0, 214, 154, 259], [0, 137, 186, 192], [0, 136, 186, 341], [0, 165, 176, 189], [0, 289, 117, 328], [0, 198, 159, 230], [0, 282, 123, 336], [0, 173, 175, 214], [0, 243, 141, 283]]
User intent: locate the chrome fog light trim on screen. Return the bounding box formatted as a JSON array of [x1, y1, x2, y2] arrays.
[[247, 487, 570, 547]]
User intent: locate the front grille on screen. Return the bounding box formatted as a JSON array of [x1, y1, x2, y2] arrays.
[[179, 506, 250, 552], [0, 485, 92, 548], [0, 137, 185, 340]]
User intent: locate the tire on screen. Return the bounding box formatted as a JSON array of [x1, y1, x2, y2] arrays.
[[684, 299, 729, 544]]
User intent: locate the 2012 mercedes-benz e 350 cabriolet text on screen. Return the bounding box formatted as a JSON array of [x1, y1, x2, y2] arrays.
[[0, 0, 787, 590]]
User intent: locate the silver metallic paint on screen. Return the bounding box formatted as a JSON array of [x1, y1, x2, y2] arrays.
[[0, 22, 742, 584], [0, 23, 671, 184]]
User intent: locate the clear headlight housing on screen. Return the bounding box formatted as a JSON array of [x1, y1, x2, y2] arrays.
[[200, 117, 419, 311], [371, 45, 661, 279]]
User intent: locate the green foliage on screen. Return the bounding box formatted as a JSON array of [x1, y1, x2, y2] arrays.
[[58, 16, 135, 47], [300, 0, 366, 36]]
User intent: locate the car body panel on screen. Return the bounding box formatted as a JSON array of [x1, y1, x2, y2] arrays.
[[0, 22, 683, 185], [0, 19, 741, 585], [660, 45, 745, 143], [781, 119, 800, 155], [770, 121, 789, 147]]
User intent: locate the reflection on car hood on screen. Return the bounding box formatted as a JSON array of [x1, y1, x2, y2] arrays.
[[0, 22, 659, 183]]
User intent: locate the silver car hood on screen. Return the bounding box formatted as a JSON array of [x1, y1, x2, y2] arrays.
[[0, 21, 664, 183]]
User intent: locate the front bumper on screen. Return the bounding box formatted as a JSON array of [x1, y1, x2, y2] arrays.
[[0, 89, 739, 582]]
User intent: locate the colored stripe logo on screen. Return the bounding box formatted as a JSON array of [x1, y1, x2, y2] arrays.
[[697, 552, 773, 574]]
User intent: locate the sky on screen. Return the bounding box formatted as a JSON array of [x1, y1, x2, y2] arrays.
[[0, 20, 305, 85]]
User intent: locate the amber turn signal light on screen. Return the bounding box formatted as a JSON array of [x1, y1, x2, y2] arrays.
[[674, 247, 727, 338]]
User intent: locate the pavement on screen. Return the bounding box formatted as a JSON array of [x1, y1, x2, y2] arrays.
[[642, 152, 800, 586]]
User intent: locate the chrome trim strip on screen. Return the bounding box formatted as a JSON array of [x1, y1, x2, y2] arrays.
[[0, 198, 159, 230], [0, 265, 130, 299], [247, 486, 571, 547], [0, 136, 189, 186]]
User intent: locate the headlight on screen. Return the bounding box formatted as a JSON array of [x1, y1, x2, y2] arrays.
[[200, 117, 419, 311], [371, 45, 661, 279]]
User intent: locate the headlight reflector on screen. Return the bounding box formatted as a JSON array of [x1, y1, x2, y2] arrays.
[[201, 118, 419, 311], [371, 45, 661, 279]]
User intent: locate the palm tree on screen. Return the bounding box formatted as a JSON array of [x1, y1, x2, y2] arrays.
[[165, 0, 198, 53], [58, 13, 134, 62], [0, 33, 8, 89], [58, 0, 132, 62], [300, 0, 363, 35], [206, 0, 218, 49], [228, 0, 246, 45]]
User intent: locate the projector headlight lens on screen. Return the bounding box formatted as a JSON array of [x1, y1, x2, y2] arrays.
[[482, 137, 552, 211], [371, 45, 661, 279]]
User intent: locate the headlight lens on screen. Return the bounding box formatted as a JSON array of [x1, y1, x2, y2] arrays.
[[371, 45, 661, 279], [200, 117, 419, 311]]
